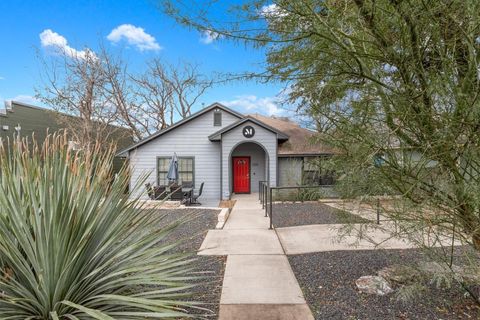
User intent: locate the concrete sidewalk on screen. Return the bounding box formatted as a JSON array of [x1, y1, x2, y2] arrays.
[[276, 223, 415, 254], [199, 193, 314, 320]]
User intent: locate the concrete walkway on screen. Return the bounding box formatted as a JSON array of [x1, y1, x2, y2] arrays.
[[199, 194, 314, 320], [276, 223, 415, 255]]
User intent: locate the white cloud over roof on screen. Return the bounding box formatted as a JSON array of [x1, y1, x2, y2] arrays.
[[221, 95, 283, 116]]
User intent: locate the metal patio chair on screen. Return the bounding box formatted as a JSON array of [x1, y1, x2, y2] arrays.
[[191, 182, 204, 205]]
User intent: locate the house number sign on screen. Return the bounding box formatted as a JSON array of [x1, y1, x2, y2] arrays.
[[243, 126, 255, 138]]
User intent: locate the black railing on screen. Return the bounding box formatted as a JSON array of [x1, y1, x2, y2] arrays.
[[259, 183, 338, 229], [260, 183, 383, 228]]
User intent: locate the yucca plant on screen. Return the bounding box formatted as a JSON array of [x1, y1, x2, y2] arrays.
[[0, 134, 201, 319]]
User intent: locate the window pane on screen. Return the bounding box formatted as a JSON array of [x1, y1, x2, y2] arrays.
[[177, 157, 194, 184], [157, 157, 170, 186], [158, 158, 169, 171], [178, 159, 185, 171], [179, 158, 193, 171], [158, 172, 168, 186]]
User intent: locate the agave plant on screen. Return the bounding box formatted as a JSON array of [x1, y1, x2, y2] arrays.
[[0, 134, 200, 319]]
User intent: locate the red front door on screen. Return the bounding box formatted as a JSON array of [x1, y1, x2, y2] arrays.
[[233, 157, 250, 193]]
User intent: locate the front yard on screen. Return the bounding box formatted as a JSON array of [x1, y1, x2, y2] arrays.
[[273, 202, 480, 319], [150, 208, 226, 318], [289, 248, 479, 320], [144, 202, 480, 319], [272, 202, 369, 228]]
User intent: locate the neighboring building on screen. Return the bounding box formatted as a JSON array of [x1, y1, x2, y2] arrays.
[[0, 100, 134, 171], [118, 102, 336, 202]]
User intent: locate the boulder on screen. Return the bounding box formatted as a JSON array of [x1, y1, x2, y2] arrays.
[[356, 275, 394, 296], [378, 265, 422, 285]]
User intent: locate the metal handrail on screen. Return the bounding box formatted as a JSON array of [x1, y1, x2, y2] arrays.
[[260, 183, 338, 230]]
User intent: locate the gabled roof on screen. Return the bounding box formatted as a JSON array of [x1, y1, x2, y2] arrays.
[[249, 114, 337, 155], [116, 103, 244, 155], [208, 116, 289, 141]]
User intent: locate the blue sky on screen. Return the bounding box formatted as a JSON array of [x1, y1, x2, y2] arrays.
[[0, 0, 287, 116]]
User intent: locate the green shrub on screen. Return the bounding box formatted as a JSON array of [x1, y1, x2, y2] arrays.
[[0, 134, 200, 319]]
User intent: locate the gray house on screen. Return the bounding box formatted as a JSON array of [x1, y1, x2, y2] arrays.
[[118, 103, 335, 202]]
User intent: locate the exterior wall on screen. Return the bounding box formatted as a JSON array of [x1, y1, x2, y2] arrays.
[[278, 157, 303, 186], [0, 102, 133, 173], [128, 109, 240, 200], [231, 142, 266, 192], [221, 121, 278, 199], [0, 103, 63, 144]]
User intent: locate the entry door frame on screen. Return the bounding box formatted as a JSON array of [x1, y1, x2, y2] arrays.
[[232, 156, 251, 194]]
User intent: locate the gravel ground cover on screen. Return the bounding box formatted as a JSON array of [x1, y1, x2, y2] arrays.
[[150, 208, 225, 318], [273, 202, 369, 228], [288, 248, 480, 320]]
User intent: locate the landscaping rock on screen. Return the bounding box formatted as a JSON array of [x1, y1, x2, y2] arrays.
[[378, 264, 422, 285], [355, 275, 394, 296], [272, 202, 369, 228]]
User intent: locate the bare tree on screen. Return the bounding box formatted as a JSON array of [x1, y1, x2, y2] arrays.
[[130, 59, 213, 131], [109, 58, 213, 139], [36, 47, 120, 148], [37, 45, 212, 142], [164, 60, 213, 119]]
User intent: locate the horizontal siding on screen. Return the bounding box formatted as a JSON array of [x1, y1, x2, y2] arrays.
[[221, 121, 277, 199], [129, 110, 240, 200]]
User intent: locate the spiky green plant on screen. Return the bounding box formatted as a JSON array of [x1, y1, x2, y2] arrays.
[[0, 134, 200, 319]]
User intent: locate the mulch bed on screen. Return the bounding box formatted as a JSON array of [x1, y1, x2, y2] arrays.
[[273, 202, 369, 228], [288, 248, 480, 320], [150, 209, 226, 318]]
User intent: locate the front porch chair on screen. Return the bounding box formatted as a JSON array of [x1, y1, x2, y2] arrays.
[[191, 182, 204, 205]]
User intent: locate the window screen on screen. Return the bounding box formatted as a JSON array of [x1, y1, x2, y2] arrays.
[[157, 157, 195, 185]]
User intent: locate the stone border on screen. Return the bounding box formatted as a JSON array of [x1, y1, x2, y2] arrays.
[[272, 198, 337, 204], [216, 208, 230, 229], [135, 200, 182, 209]]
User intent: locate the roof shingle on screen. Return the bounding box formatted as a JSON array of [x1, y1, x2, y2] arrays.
[[249, 114, 336, 155]]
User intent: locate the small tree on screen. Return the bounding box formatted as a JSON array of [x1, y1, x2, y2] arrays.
[[161, 0, 480, 302]]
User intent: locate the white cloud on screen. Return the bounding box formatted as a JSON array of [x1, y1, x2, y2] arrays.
[[11, 95, 39, 105], [107, 24, 161, 51], [221, 95, 283, 116], [200, 30, 221, 44], [39, 29, 93, 59], [260, 4, 288, 19]]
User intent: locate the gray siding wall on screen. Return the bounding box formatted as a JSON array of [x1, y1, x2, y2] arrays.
[[231, 142, 266, 192], [221, 121, 277, 199], [278, 157, 303, 186], [128, 110, 240, 200]]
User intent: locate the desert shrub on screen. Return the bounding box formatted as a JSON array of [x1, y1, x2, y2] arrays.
[[0, 134, 200, 319]]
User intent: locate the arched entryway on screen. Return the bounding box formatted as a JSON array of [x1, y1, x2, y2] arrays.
[[229, 141, 269, 194]]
